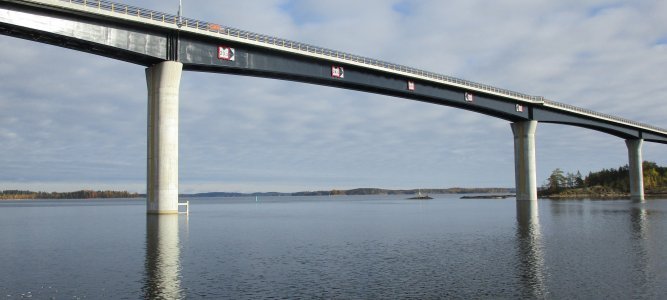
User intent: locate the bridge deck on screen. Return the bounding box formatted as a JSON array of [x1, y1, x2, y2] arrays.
[[2, 0, 666, 141]]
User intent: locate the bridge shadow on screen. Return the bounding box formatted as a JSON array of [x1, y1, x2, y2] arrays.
[[143, 214, 183, 299], [515, 201, 547, 298]]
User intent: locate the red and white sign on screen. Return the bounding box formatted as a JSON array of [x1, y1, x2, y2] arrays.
[[218, 46, 235, 61], [407, 81, 415, 91], [516, 104, 524, 112], [465, 92, 474, 102], [331, 66, 344, 78]]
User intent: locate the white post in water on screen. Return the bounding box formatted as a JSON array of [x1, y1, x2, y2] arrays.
[[146, 61, 183, 214], [511, 121, 538, 201], [625, 139, 645, 202]]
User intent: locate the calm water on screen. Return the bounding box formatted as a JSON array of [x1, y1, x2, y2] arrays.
[[1, 195, 666, 299]]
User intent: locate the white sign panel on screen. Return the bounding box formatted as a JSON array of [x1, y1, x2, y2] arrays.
[[407, 81, 415, 91], [465, 92, 474, 102], [516, 104, 524, 112], [331, 66, 344, 78], [218, 46, 235, 61]]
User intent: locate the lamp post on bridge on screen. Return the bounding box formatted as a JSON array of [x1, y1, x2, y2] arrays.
[[177, 0, 183, 28]]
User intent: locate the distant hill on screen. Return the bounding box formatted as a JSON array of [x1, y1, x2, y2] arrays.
[[183, 187, 513, 198], [186, 192, 289, 197], [1, 188, 514, 200], [1, 190, 140, 200]]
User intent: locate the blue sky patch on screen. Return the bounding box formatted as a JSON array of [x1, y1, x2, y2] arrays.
[[392, 1, 413, 16], [655, 36, 667, 46], [279, 0, 324, 25], [586, 3, 624, 17]]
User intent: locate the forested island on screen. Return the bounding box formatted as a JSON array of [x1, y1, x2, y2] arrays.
[[0, 190, 140, 200], [540, 161, 667, 198]]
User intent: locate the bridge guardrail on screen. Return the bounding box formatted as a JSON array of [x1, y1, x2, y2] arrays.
[[62, 0, 541, 102], [60, 0, 666, 134], [542, 100, 666, 133]]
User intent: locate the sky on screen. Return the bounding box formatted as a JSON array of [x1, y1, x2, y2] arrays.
[[1, 0, 666, 193]]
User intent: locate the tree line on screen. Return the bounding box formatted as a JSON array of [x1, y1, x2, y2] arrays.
[[541, 161, 667, 196], [302, 188, 512, 196], [0, 190, 140, 200]]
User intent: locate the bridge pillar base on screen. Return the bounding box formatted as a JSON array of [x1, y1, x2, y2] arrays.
[[511, 121, 538, 201], [626, 139, 645, 202], [146, 61, 183, 214]]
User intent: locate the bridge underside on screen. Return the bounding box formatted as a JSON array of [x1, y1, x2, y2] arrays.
[[533, 108, 641, 139], [178, 36, 530, 122], [0, 2, 169, 65]]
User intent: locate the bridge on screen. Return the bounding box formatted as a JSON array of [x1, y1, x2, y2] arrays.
[[1, 0, 665, 213]]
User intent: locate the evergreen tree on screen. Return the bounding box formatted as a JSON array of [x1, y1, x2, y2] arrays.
[[575, 171, 584, 188], [546, 168, 566, 193]]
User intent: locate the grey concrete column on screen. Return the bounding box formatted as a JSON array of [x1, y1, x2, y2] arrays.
[[625, 139, 644, 202], [146, 61, 183, 214], [511, 121, 538, 201]]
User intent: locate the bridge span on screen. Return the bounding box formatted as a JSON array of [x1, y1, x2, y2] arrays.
[[1, 0, 665, 212]]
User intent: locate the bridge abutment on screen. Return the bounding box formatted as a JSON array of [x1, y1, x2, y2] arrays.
[[511, 121, 538, 201], [146, 61, 183, 214], [625, 139, 645, 202]]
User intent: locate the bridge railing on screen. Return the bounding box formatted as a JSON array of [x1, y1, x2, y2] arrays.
[[59, 0, 667, 134], [543, 100, 666, 133], [61, 0, 542, 103]]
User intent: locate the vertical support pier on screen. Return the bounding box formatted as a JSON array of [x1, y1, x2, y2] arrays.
[[625, 139, 645, 202], [512, 121, 538, 201], [146, 61, 183, 214]]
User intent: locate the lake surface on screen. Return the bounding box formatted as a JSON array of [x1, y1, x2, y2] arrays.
[[1, 195, 666, 299]]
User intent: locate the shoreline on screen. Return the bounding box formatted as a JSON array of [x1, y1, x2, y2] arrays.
[[542, 192, 667, 199], [460, 194, 515, 199], [0, 197, 143, 201], [1, 187, 514, 200]]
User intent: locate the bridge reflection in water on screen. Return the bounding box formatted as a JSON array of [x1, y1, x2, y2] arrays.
[[143, 214, 183, 299], [630, 204, 658, 299], [515, 201, 547, 298]]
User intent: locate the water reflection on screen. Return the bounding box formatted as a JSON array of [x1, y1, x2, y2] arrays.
[[143, 214, 183, 299], [630, 204, 652, 298], [549, 198, 586, 217], [630, 205, 648, 240], [515, 201, 547, 298]]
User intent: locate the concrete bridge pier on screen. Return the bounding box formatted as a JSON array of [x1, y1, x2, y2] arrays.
[[512, 121, 538, 201], [146, 61, 183, 214], [625, 139, 645, 202]]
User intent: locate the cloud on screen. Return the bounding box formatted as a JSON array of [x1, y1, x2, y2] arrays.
[[1, 0, 666, 193]]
